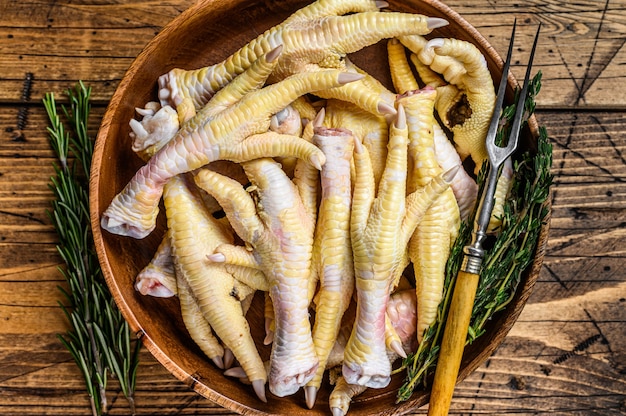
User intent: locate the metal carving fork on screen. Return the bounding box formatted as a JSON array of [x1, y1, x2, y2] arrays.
[[427, 21, 541, 416]]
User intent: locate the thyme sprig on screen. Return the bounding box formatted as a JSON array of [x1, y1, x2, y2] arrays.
[[397, 72, 552, 402], [45, 82, 140, 416]]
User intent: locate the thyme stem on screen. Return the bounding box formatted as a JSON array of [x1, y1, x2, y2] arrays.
[[397, 72, 552, 403]]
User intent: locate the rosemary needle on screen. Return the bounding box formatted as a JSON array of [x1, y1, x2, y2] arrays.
[[397, 72, 553, 403], [45, 82, 141, 416]]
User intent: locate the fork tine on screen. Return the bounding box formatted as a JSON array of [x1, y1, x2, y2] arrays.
[[501, 22, 542, 158], [485, 19, 517, 148]]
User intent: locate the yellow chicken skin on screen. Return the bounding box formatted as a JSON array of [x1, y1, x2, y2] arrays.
[[397, 87, 461, 343], [158, 0, 386, 108], [194, 158, 318, 398], [387, 38, 419, 94], [417, 37, 496, 172], [101, 70, 361, 239], [269, 102, 304, 178], [310, 57, 398, 117], [399, 34, 459, 90], [284, 107, 326, 231], [196, 45, 284, 118], [329, 290, 418, 416], [305, 127, 355, 408], [130, 78, 270, 397], [282, 0, 385, 25], [323, 99, 389, 189], [175, 270, 226, 370], [159, 1, 447, 115], [132, 54, 277, 294], [164, 174, 267, 401], [343, 105, 454, 388]]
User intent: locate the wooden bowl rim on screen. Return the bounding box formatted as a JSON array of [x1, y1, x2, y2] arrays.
[[90, 0, 551, 414]]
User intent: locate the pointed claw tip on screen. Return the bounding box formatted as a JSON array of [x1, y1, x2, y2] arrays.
[[377, 101, 397, 116], [206, 252, 226, 262], [353, 137, 364, 154], [390, 340, 407, 359], [310, 152, 326, 170], [304, 386, 318, 409], [135, 106, 155, 117], [338, 72, 365, 85], [443, 164, 460, 183], [427, 17, 449, 30], [332, 407, 346, 416], [223, 348, 235, 369], [212, 356, 225, 370], [267, 45, 283, 62], [129, 118, 148, 140], [252, 379, 267, 403], [426, 38, 445, 50], [224, 366, 247, 378], [102, 215, 121, 229], [394, 104, 406, 130], [375, 0, 389, 9], [313, 107, 326, 128]]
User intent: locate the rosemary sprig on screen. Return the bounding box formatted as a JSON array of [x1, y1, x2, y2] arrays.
[[45, 82, 140, 416], [397, 72, 553, 402]]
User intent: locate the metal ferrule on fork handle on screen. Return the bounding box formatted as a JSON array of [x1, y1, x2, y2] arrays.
[[461, 246, 484, 275]]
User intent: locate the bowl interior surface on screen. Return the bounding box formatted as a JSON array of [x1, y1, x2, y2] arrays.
[[90, 0, 548, 414]]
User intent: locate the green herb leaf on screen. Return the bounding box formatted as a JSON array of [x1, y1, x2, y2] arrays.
[[45, 83, 140, 416], [397, 71, 552, 402]]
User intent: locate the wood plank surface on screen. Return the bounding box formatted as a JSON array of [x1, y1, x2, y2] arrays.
[[0, 0, 625, 107], [0, 0, 624, 415]]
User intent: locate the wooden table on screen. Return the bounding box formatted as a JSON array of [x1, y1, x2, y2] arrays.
[[1, 0, 624, 414]]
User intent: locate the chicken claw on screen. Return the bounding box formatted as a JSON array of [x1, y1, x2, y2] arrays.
[[159, 5, 447, 111], [305, 127, 355, 408], [398, 87, 460, 343], [329, 290, 418, 416], [343, 104, 454, 388], [101, 70, 360, 239], [417, 37, 496, 171], [195, 158, 318, 398], [164, 174, 267, 400], [134, 232, 177, 297]]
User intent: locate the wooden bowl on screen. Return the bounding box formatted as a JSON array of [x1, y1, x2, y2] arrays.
[[90, 0, 550, 414]]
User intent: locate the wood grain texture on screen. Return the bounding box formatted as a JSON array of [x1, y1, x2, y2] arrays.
[[0, 0, 624, 415], [1, 0, 625, 107]]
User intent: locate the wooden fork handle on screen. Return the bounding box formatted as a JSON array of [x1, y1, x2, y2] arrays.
[[427, 270, 480, 416]]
